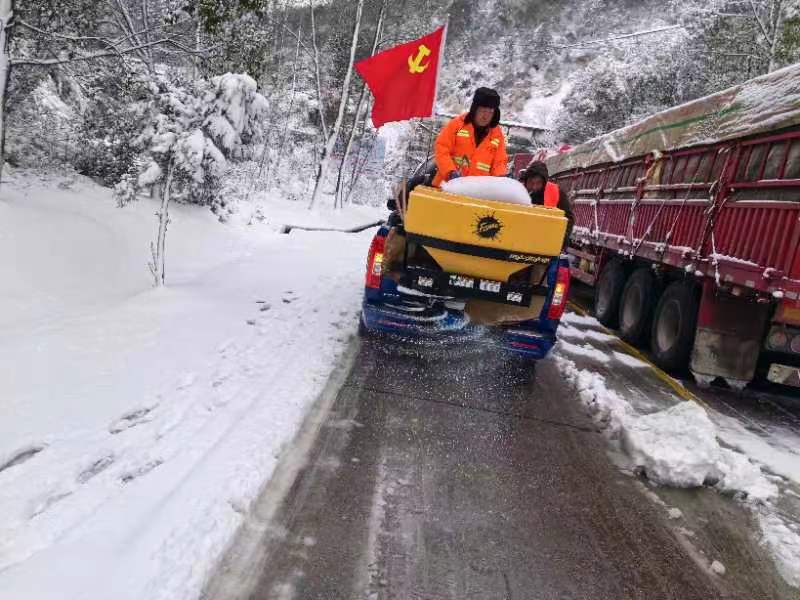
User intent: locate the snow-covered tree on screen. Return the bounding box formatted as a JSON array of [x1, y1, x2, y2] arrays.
[[553, 25, 708, 143], [677, 0, 800, 76], [116, 72, 268, 286], [0, 0, 13, 180]]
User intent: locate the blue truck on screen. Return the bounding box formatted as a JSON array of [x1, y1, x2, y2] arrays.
[[359, 179, 571, 360]]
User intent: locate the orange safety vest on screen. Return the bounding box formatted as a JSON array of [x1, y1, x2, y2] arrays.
[[432, 113, 508, 187], [543, 181, 560, 208]]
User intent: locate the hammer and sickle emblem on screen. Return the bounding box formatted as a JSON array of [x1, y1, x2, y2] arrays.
[[408, 44, 432, 74]]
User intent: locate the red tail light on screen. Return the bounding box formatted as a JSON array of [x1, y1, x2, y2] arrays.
[[547, 265, 571, 321], [365, 234, 386, 289]]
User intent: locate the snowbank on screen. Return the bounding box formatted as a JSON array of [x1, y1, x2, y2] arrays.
[[554, 355, 634, 436], [557, 340, 611, 364], [553, 317, 798, 588], [554, 354, 778, 500], [0, 172, 374, 600], [621, 402, 719, 488], [442, 176, 531, 206], [621, 402, 778, 500]]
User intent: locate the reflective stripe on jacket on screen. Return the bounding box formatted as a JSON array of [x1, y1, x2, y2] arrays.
[[432, 113, 508, 187]]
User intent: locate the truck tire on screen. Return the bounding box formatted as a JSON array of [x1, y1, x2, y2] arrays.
[[650, 281, 699, 372], [619, 268, 659, 346], [594, 259, 626, 327]]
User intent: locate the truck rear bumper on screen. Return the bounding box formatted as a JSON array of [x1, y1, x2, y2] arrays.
[[361, 298, 557, 359]]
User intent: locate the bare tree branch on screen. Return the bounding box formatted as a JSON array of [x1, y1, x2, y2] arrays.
[[112, 0, 147, 51], [16, 18, 179, 56], [10, 36, 211, 67], [748, 0, 774, 46]]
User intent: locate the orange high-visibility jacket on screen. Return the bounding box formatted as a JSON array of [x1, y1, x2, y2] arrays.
[[543, 181, 560, 208], [432, 113, 508, 187]]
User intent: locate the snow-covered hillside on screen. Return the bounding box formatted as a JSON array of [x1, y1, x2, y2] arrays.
[[0, 171, 380, 600], [434, 0, 798, 141], [435, 0, 675, 125]]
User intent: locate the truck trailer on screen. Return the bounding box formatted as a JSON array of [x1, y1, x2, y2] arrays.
[[527, 63, 800, 389]]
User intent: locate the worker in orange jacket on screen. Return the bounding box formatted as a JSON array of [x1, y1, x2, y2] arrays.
[[520, 160, 574, 243], [432, 87, 508, 187]]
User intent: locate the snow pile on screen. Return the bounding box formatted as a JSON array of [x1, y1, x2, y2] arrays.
[[442, 176, 531, 206], [710, 560, 727, 576], [622, 402, 719, 488], [554, 354, 777, 500], [554, 310, 796, 587], [714, 446, 780, 501], [612, 351, 649, 368], [554, 355, 634, 435], [621, 402, 778, 499], [712, 412, 800, 484]]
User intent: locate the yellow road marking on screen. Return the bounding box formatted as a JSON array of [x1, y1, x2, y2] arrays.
[[566, 301, 709, 409]]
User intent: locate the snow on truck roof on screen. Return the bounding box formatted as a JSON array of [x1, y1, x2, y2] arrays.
[[547, 62, 800, 175]]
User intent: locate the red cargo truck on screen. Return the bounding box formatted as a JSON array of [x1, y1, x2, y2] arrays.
[[519, 64, 800, 389]]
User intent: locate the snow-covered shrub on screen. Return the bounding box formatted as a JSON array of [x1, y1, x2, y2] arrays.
[[202, 73, 269, 161], [116, 72, 268, 286], [116, 72, 268, 210], [5, 76, 80, 170], [74, 73, 152, 186]]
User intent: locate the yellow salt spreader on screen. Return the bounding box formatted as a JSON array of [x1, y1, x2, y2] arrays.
[[360, 183, 571, 359]]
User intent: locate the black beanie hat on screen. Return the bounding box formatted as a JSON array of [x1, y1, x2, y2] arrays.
[[467, 87, 501, 127], [520, 160, 549, 182], [473, 87, 500, 109]]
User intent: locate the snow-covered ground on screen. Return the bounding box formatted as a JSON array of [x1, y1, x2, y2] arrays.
[[552, 312, 800, 588], [0, 172, 381, 600]]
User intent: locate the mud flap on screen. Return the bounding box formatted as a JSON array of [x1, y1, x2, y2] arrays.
[[383, 228, 406, 274], [690, 280, 769, 387]]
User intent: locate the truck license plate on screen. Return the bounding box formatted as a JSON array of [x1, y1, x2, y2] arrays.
[[449, 274, 475, 289], [479, 279, 502, 293]]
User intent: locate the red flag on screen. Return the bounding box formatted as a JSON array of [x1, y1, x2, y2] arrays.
[[355, 26, 446, 128]]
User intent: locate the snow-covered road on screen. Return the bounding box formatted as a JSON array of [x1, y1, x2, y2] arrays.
[[204, 334, 798, 600]]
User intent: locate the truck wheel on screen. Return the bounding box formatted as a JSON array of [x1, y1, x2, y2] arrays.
[[650, 281, 699, 372], [594, 259, 626, 327], [619, 268, 659, 346]]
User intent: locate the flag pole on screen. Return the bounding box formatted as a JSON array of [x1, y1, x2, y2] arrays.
[[431, 16, 448, 121]]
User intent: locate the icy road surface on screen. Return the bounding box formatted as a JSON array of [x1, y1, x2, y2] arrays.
[[205, 333, 796, 600]]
